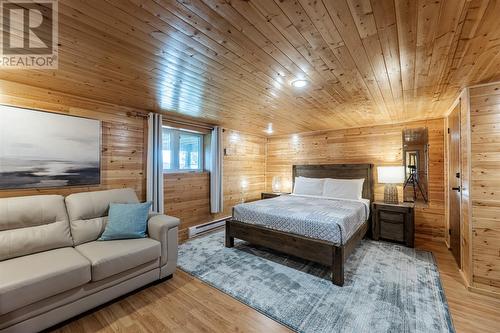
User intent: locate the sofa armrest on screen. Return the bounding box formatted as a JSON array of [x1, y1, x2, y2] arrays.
[[147, 214, 180, 269], [148, 214, 180, 233]]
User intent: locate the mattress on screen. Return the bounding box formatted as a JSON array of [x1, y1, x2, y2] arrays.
[[232, 194, 370, 246]]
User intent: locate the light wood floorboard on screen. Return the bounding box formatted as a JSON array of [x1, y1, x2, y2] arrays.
[[49, 270, 290, 333], [415, 237, 500, 333], [50, 238, 500, 333]]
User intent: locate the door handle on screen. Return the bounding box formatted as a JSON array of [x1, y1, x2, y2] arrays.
[[452, 187, 461, 192]]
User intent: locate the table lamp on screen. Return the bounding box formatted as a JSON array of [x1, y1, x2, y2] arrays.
[[377, 166, 405, 204], [272, 176, 282, 193], [240, 179, 248, 203]]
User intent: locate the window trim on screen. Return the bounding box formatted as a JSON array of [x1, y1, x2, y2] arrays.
[[162, 126, 204, 173]]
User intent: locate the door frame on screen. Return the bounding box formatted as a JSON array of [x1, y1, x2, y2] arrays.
[[447, 100, 462, 267], [445, 88, 473, 285]]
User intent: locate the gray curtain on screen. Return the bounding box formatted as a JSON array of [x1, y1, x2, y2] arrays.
[[210, 126, 223, 213], [147, 113, 164, 213]]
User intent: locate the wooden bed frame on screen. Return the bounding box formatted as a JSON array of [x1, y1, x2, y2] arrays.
[[225, 164, 374, 286]]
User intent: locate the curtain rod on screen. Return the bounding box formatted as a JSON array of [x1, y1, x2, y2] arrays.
[[164, 118, 215, 130]]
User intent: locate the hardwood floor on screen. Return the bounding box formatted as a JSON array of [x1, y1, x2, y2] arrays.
[[415, 236, 500, 333], [50, 238, 500, 333], [50, 270, 290, 333]]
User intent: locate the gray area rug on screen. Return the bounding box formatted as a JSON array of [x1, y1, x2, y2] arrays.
[[178, 231, 454, 333]]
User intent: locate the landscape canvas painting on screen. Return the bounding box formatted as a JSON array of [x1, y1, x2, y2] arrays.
[[0, 105, 100, 189]]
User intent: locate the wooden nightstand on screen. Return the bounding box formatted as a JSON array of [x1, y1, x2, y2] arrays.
[[372, 201, 415, 247], [261, 192, 290, 199]]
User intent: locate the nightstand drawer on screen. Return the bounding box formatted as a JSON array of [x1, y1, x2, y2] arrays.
[[380, 222, 404, 242], [379, 211, 404, 223], [372, 201, 415, 247]]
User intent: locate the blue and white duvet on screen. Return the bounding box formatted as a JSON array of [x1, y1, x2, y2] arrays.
[[232, 194, 370, 246]]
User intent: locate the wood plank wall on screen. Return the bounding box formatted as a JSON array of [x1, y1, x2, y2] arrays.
[[266, 119, 446, 240], [165, 172, 212, 241], [0, 80, 148, 200], [164, 129, 267, 241], [469, 83, 500, 294], [220, 129, 267, 216]]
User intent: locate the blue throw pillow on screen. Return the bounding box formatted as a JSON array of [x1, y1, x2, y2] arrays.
[[99, 202, 152, 241]]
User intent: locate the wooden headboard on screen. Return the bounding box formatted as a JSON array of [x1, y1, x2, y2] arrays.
[[292, 164, 374, 202]]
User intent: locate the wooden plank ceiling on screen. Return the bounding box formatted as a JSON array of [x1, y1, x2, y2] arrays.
[[1, 0, 500, 135]]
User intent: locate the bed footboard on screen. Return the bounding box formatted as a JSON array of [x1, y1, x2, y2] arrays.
[[224, 219, 368, 286]]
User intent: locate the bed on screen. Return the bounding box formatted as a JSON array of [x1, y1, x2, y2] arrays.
[[225, 164, 374, 286]]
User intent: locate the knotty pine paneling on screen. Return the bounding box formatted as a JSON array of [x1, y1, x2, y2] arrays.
[[266, 119, 446, 239], [164, 172, 213, 241], [164, 129, 267, 241], [1, 1, 500, 135], [221, 129, 267, 216], [469, 83, 500, 293], [0, 80, 148, 200]]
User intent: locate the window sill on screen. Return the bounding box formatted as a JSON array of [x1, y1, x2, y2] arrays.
[[164, 170, 207, 175]]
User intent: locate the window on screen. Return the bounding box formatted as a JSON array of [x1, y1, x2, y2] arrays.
[[162, 127, 203, 172]]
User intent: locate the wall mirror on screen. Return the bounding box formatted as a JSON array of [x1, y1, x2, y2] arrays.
[[402, 127, 429, 203]]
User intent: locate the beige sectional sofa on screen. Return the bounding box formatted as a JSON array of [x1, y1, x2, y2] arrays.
[[0, 188, 180, 333]]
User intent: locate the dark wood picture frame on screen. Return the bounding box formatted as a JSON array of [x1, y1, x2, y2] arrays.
[[225, 163, 374, 286]]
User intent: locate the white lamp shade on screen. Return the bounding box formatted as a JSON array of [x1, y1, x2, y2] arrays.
[[377, 166, 405, 184], [272, 176, 282, 192]]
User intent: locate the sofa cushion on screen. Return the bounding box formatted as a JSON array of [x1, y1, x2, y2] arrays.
[[0, 247, 91, 315], [99, 202, 152, 241], [65, 188, 139, 245], [75, 238, 161, 281], [0, 195, 72, 261]]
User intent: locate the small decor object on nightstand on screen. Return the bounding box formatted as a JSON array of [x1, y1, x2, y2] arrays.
[[240, 179, 249, 203], [261, 192, 290, 200], [372, 201, 415, 247], [377, 166, 405, 204]]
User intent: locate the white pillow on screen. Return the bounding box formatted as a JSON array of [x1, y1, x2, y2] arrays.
[[322, 178, 365, 200], [293, 177, 325, 196]]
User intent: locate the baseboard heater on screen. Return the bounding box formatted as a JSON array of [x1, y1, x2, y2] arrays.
[[188, 216, 231, 238]]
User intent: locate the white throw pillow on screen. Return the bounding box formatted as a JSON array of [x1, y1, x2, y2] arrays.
[[322, 178, 365, 200], [293, 177, 325, 196]]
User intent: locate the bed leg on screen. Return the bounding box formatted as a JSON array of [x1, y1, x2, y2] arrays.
[[332, 246, 344, 286], [225, 222, 234, 248]]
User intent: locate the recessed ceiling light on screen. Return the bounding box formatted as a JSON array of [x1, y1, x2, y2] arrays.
[[291, 79, 309, 88]]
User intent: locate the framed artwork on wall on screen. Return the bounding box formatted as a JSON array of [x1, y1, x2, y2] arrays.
[[0, 105, 101, 189]]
